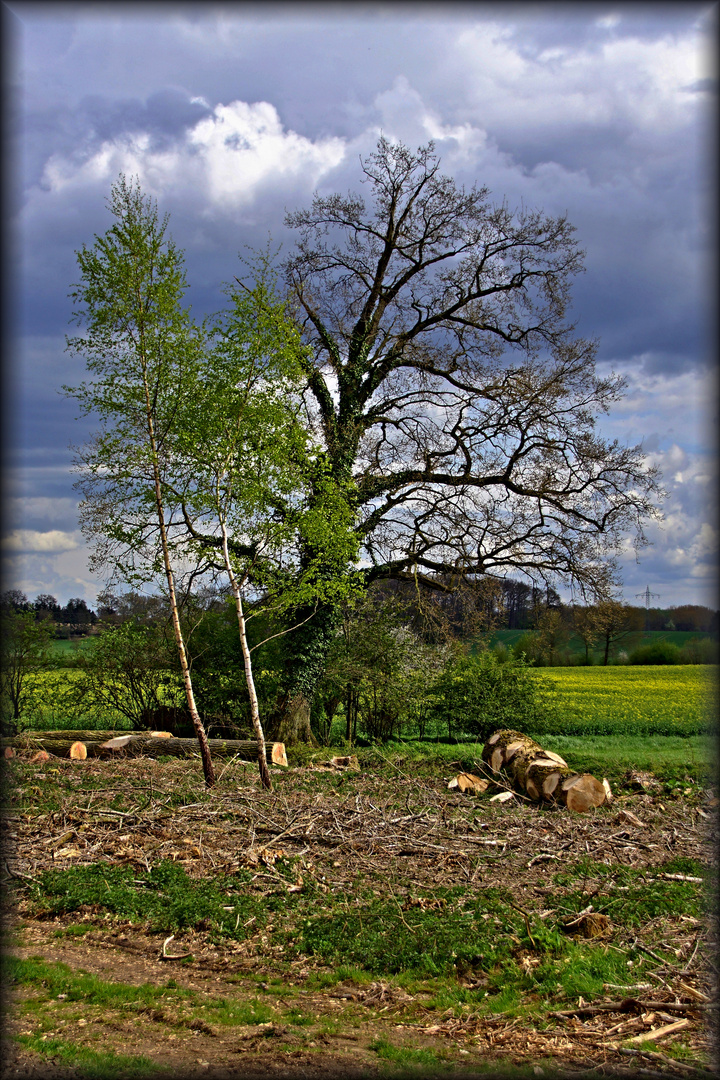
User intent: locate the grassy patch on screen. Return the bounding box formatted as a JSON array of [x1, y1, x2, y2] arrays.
[[529, 733, 715, 785], [13, 1033, 161, 1078], [27, 860, 276, 937], [6, 955, 193, 1009], [552, 857, 708, 928], [296, 886, 519, 977], [370, 1036, 444, 1069], [52, 923, 92, 939]]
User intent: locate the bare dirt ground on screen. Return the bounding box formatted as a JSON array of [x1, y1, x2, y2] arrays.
[[1, 753, 717, 1079]]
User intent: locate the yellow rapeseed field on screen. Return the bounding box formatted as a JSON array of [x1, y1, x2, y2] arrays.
[[530, 664, 717, 735]]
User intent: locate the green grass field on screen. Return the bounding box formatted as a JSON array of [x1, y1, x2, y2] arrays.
[[48, 637, 95, 658], [490, 627, 717, 664]]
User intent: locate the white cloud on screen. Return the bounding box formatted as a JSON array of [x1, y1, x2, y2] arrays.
[[596, 14, 621, 31], [454, 20, 710, 137], [39, 100, 346, 212], [2, 530, 81, 554]]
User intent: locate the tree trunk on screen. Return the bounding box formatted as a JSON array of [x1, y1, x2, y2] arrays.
[[272, 691, 316, 747], [5, 731, 287, 765], [266, 602, 340, 745], [220, 522, 272, 790], [482, 729, 607, 812]]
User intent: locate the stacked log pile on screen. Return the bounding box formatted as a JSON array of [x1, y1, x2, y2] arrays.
[[482, 729, 608, 812], [3, 730, 288, 767]]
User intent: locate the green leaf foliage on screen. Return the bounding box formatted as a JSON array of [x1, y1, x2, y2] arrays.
[[431, 649, 555, 741]]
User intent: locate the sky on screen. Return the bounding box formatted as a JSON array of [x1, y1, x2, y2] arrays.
[[2, 1, 717, 611]]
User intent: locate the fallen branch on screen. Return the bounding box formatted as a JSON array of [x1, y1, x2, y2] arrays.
[[551, 998, 714, 1020], [160, 934, 192, 961], [616, 1048, 715, 1075], [625, 1017, 690, 1044]]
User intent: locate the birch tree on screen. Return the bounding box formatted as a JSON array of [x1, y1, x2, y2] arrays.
[[169, 258, 359, 776], [65, 176, 216, 786]]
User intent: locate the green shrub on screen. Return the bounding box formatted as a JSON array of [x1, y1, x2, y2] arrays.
[[511, 632, 546, 665], [629, 640, 681, 665], [431, 650, 555, 740], [679, 638, 719, 665]]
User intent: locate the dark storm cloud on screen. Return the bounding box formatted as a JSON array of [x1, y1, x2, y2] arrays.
[[6, 1, 715, 604]]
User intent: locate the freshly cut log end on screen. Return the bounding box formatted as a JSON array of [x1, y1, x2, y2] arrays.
[[271, 743, 288, 767], [542, 771, 561, 797], [101, 735, 133, 750], [148, 731, 174, 739], [503, 740, 525, 763], [69, 742, 87, 760], [3, 747, 14, 759], [31, 750, 51, 763], [456, 772, 489, 794], [564, 775, 606, 813], [542, 750, 568, 768], [482, 729, 607, 812]]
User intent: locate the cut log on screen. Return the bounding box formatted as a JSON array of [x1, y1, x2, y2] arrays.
[[3, 731, 287, 766], [448, 772, 489, 794], [69, 742, 87, 760], [481, 729, 608, 812]]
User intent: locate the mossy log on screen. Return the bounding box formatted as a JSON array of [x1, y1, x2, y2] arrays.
[[4, 731, 287, 767], [481, 729, 607, 812]]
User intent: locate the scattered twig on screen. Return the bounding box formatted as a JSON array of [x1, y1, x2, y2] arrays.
[[616, 1048, 715, 1075], [634, 940, 672, 965], [678, 934, 702, 975], [160, 934, 192, 961]]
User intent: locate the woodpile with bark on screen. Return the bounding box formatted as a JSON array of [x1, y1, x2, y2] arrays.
[[482, 729, 609, 812], [3, 730, 288, 767]]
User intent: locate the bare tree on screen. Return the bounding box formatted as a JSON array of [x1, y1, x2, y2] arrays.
[[263, 137, 662, 742]]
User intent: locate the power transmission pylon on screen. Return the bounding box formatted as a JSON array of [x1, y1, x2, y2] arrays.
[[635, 585, 660, 630]]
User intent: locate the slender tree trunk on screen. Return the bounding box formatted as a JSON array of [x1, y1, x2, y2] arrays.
[[345, 689, 352, 743], [220, 522, 272, 790], [140, 366, 215, 787]]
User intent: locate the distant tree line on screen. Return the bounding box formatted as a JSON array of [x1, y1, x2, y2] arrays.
[[1, 580, 717, 741], [2, 582, 717, 642], [1, 591, 98, 637]]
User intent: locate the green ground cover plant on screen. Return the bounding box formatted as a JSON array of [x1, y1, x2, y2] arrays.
[[13, 1034, 160, 1080]]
